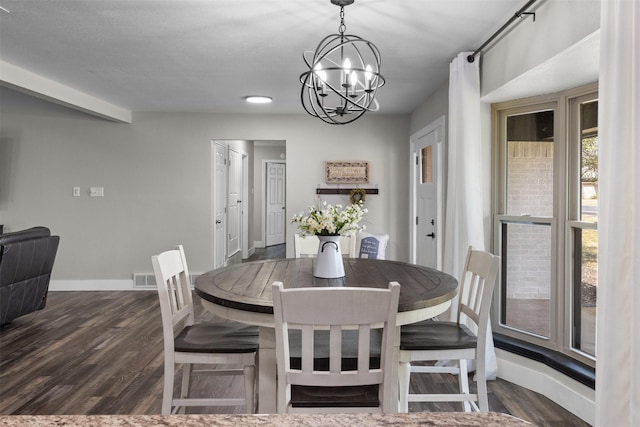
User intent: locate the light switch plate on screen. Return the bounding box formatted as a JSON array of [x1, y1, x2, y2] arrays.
[[73, 187, 81, 197], [90, 187, 104, 197]]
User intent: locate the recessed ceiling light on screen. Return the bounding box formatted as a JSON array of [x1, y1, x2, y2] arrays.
[[245, 96, 272, 104]]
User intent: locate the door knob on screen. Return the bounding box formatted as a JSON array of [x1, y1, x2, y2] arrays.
[[215, 220, 222, 224], [426, 232, 435, 238]]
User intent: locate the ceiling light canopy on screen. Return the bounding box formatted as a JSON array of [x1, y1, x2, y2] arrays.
[[245, 96, 273, 104], [300, 0, 384, 125]]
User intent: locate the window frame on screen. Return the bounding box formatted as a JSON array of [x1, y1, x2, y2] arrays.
[[565, 90, 599, 362], [491, 83, 598, 369]]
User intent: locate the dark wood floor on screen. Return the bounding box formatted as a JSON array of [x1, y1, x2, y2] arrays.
[[0, 245, 590, 426]]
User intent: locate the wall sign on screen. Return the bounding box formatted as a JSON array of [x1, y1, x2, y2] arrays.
[[325, 161, 370, 184]]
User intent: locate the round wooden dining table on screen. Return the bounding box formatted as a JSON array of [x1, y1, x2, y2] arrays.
[[195, 258, 458, 413]]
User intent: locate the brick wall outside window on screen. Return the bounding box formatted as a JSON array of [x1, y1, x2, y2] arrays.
[[505, 141, 553, 300]]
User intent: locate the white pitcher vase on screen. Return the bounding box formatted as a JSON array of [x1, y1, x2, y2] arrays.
[[313, 235, 345, 278]]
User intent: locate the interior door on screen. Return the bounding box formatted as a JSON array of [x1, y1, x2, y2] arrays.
[[213, 142, 227, 269], [265, 162, 286, 246], [227, 147, 242, 257], [413, 119, 443, 269]]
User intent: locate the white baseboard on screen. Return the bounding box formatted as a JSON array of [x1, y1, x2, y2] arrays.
[[254, 240, 265, 249], [50, 272, 208, 291], [49, 279, 138, 291], [496, 349, 595, 425]]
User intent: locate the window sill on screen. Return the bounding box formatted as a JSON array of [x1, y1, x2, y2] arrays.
[[493, 333, 595, 389]]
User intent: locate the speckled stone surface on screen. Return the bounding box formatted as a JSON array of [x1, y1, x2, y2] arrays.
[[0, 413, 535, 426]]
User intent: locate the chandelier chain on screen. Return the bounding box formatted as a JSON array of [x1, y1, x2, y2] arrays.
[[338, 7, 346, 35]]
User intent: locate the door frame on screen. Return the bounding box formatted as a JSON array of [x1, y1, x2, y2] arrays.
[[226, 146, 242, 258], [242, 153, 249, 259], [211, 141, 228, 269], [409, 115, 445, 268], [262, 159, 287, 247], [211, 140, 250, 267]]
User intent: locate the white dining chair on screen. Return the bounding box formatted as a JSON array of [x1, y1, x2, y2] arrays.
[[398, 247, 500, 412], [151, 245, 258, 414], [294, 233, 357, 258], [339, 234, 358, 258], [272, 281, 400, 413], [293, 234, 319, 258]]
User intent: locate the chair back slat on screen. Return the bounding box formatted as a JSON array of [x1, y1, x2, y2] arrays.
[[301, 325, 314, 373], [329, 325, 342, 373], [358, 324, 372, 373], [469, 274, 482, 313], [459, 273, 483, 326]]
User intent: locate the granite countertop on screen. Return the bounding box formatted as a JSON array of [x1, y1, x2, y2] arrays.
[[0, 413, 534, 426]]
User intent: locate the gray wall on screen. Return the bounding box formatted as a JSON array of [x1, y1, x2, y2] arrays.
[[481, 0, 600, 100], [410, 82, 448, 135], [0, 88, 409, 285]]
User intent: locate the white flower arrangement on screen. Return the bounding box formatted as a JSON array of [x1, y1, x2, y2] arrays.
[[291, 201, 367, 236]]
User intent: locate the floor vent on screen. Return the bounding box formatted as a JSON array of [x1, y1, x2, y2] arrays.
[[133, 273, 201, 289], [133, 273, 156, 289]]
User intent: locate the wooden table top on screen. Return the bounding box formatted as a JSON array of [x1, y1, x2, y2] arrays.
[[195, 258, 458, 315]]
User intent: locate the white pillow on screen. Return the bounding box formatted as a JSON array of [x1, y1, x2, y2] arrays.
[[356, 232, 389, 260]]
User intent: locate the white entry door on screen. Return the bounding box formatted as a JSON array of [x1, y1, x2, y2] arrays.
[[227, 147, 242, 257], [265, 162, 286, 246], [213, 142, 227, 269], [412, 117, 444, 269]]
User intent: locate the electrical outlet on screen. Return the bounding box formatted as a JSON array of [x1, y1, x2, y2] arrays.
[[90, 187, 104, 197]]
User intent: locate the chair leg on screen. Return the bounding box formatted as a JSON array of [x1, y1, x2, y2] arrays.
[[398, 361, 411, 413], [177, 363, 192, 414], [458, 359, 472, 412], [476, 358, 489, 412], [162, 358, 174, 415], [254, 351, 260, 411], [243, 365, 256, 413], [181, 363, 192, 399]]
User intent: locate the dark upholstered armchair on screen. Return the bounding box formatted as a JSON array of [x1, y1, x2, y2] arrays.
[[0, 226, 59, 325]]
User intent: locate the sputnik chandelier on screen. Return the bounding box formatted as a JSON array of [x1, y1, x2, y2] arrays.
[[300, 0, 385, 125]]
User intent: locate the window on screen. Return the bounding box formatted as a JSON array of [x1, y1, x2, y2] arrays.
[[421, 146, 433, 184], [569, 96, 598, 358], [492, 83, 598, 367]]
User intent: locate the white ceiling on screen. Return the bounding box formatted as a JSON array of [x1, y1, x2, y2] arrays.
[[0, 0, 524, 115]]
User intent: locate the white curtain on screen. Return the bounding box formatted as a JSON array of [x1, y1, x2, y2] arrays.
[[595, 1, 640, 426], [442, 52, 497, 380]]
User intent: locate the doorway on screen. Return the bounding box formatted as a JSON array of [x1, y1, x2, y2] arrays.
[[227, 146, 243, 258], [265, 161, 286, 247], [212, 140, 286, 268], [410, 116, 445, 269], [254, 141, 287, 253]]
